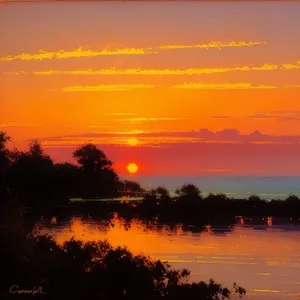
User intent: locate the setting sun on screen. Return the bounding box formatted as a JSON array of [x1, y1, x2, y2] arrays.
[[127, 138, 139, 146], [127, 163, 138, 174]]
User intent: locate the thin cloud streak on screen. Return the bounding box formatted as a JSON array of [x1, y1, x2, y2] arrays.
[[39, 129, 300, 148], [7, 61, 300, 76], [0, 41, 265, 61], [40, 137, 203, 148], [159, 41, 266, 50], [115, 117, 184, 122], [171, 83, 277, 90], [0, 47, 156, 61], [281, 61, 300, 70], [5, 64, 279, 76], [62, 84, 155, 92], [62, 83, 298, 92], [284, 85, 300, 88], [211, 110, 300, 121]]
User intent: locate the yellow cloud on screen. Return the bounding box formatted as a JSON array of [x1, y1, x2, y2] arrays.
[[60, 83, 299, 92], [62, 84, 155, 92], [159, 41, 266, 50], [62, 83, 282, 92], [5, 61, 300, 77], [283, 85, 300, 88], [281, 61, 300, 70], [0, 41, 267, 62], [171, 83, 277, 90], [116, 117, 182, 122], [8, 63, 277, 76], [0, 47, 156, 61], [251, 290, 281, 293]]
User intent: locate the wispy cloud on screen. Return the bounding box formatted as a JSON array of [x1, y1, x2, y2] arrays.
[[7, 63, 281, 76], [39, 129, 300, 148], [211, 110, 300, 121], [281, 61, 300, 70], [171, 83, 277, 90], [9, 61, 300, 76], [105, 130, 149, 135], [0, 47, 156, 62], [62, 83, 285, 92], [61, 82, 299, 92], [159, 41, 266, 50], [283, 85, 300, 88], [62, 84, 155, 92], [40, 136, 202, 148], [116, 117, 184, 122], [0, 41, 265, 62]]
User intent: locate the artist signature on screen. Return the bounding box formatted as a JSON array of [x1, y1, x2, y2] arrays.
[[10, 285, 46, 295]]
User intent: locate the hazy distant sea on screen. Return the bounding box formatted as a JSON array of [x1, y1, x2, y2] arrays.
[[123, 176, 300, 200]]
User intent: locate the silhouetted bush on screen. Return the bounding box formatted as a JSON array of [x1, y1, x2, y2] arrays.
[[0, 230, 246, 300]]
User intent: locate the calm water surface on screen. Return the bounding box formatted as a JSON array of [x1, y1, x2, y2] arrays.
[[130, 176, 300, 200], [36, 215, 300, 300]]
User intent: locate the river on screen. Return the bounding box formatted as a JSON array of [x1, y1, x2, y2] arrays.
[[36, 214, 300, 300]]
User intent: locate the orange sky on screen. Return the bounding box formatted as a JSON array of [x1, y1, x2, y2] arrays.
[[1, 2, 300, 176]]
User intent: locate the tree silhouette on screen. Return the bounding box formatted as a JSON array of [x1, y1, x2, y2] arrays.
[[248, 195, 262, 202], [151, 186, 173, 206], [0, 131, 11, 202], [284, 195, 300, 217], [73, 143, 119, 198], [206, 193, 229, 202], [73, 143, 113, 173], [7, 141, 55, 205], [176, 184, 202, 199], [123, 180, 145, 192], [53, 162, 81, 201], [155, 186, 170, 198], [285, 195, 300, 204]]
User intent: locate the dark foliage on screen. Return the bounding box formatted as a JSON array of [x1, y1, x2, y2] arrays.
[[1, 131, 300, 219], [0, 227, 245, 300]]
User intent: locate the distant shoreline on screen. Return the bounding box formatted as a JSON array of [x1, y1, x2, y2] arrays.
[[119, 176, 300, 200]]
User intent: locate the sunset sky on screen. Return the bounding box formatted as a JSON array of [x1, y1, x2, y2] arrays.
[[1, 2, 300, 176]]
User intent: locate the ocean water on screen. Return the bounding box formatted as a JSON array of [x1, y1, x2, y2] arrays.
[[124, 176, 300, 200]]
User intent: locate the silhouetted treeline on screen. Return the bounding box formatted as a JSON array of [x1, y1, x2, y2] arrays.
[[0, 204, 246, 300], [1, 131, 300, 218], [133, 187, 300, 220], [0, 131, 145, 206]]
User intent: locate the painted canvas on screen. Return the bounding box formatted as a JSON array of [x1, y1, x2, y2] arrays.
[[1, 1, 300, 299]]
